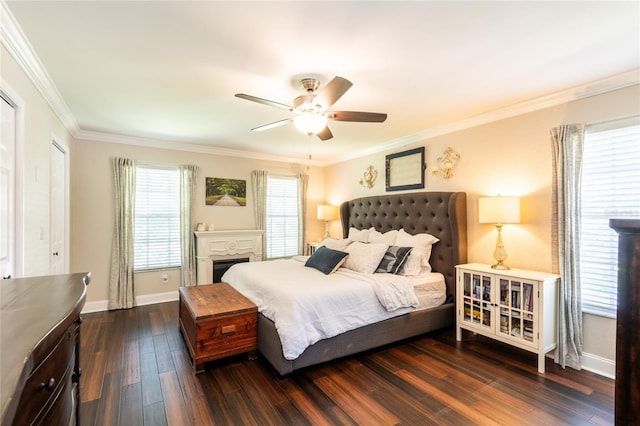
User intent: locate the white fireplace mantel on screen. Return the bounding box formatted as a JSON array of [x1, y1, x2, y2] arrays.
[[195, 230, 264, 285]]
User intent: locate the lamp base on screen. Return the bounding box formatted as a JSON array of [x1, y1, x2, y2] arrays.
[[491, 224, 510, 270], [491, 261, 511, 270]]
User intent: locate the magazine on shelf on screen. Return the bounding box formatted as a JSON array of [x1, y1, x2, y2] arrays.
[[523, 284, 534, 312]]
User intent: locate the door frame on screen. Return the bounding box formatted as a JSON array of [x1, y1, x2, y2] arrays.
[[50, 137, 69, 274], [0, 81, 25, 278]]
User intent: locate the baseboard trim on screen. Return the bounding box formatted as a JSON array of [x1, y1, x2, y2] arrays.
[[81, 290, 179, 314], [136, 290, 179, 307], [82, 300, 109, 314], [581, 352, 615, 380]]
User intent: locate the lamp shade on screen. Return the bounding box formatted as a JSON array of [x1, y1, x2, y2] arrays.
[[479, 196, 520, 224], [317, 205, 338, 221]]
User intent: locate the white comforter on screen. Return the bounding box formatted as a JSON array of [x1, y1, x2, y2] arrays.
[[222, 257, 430, 360]]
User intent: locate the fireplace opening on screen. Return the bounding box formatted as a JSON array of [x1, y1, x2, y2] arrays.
[[213, 257, 249, 282]]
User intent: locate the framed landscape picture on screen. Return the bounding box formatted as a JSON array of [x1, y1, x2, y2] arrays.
[[205, 177, 246, 206]]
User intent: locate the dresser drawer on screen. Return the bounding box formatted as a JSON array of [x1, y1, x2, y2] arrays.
[[13, 325, 76, 425], [38, 371, 76, 426]]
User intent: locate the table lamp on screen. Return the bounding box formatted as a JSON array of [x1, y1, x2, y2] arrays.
[[317, 205, 338, 240], [479, 196, 521, 270]]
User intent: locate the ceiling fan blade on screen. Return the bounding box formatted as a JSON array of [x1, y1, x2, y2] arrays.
[[329, 111, 387, 123], [316, 126, 333, 141], [251, 118, 291, 132], [235, 93, 293, 111], [313, 76, 353, 109]]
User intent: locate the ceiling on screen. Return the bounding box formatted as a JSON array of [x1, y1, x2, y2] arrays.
[[4, 1, 639, 164]]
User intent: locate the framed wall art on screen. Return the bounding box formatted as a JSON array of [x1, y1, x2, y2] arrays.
[[385, 147, 425, 192], [206, 177, 246, 206]]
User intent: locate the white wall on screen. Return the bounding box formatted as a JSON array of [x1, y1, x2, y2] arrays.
[[1, 44, 72, 277], [70, 138, 326, 305], [324, 84, 639, 376]]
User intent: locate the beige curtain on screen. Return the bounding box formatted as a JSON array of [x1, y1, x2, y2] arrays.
[[252, 170, 268, 260], [550, 124, 584, 370], [297, 173, 309, 255], [180, 164, 199, 287], [109, 157, 136, 310]]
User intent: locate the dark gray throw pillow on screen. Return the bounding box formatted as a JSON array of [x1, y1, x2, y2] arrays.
[[376, 245, 413, 274], [305, 246, 349, 275]]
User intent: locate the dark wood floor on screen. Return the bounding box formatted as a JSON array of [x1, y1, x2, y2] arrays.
[[79, 301, 614, 425]]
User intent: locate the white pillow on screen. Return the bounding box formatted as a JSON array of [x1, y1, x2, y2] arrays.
[[395, 228, 439, 248], [348, 227, 372, 243], [395, 229, 439, 275], [320, 238, 352, 251], [398, 246, 434, 275], [368, 229, 399, 245], [343, 242, 389, 274]]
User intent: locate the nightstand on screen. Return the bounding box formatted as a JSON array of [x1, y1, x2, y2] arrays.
[[455, 263, 559, 373], [307, 242, 322, 255]]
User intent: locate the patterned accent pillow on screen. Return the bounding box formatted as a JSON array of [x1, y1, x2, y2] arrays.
[[375, 246, 413, 274], [343, 242, 389, 274], [304, 246, 349, 275]]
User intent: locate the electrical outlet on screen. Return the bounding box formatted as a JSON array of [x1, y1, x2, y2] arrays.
[[161, 273, 169, 284]]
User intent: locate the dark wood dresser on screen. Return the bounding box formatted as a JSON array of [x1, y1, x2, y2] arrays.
[[609, 219, 640, 425], [1, 272, 89, 426]]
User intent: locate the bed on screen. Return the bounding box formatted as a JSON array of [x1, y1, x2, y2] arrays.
[[224, 191, 467, 375]]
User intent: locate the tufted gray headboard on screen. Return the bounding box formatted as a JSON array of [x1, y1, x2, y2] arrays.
[[340, 191, 467, 302]]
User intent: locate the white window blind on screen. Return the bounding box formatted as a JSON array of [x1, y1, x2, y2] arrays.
[[580, 120, 640, 316], [134, 166, 181, 270], [266, 176, 299, 259]]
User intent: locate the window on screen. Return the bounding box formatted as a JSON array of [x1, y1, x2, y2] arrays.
[[266, 175, 299, 258], [134, 166, 181, 270], [580, 119, 640, 316]]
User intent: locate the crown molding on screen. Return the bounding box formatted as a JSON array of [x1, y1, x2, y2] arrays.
[[0, 1, 79, 134], [2, 0, 637, 167], [329, 69, 640, 165], [78, 69, 639, 167], [74, 129, 318, 165]]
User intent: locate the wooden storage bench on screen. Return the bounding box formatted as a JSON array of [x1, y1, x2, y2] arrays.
[[178, 283, 258, 373]]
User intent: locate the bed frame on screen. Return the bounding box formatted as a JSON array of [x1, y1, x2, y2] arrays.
[[257, 191, 467, 375]]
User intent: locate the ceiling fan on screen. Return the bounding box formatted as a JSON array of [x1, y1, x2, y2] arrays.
[[235, 76, 387, 141]]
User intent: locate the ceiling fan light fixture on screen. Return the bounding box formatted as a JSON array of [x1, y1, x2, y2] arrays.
[[293, 113, 328, 135], [237, 75, 386, 141]]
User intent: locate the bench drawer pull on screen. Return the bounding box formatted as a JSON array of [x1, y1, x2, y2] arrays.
[[221, 325, 236, 334]]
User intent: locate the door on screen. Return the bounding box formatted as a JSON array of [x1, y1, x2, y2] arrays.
[[50, 141, 67, 274], [460, 269, 494, 331], [497, 276, 538, 347], [1, 94, 16, 279]]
